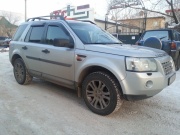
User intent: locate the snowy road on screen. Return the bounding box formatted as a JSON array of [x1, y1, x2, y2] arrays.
[[0, 52, 180, 135]]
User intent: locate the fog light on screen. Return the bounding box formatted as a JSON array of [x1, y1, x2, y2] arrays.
[[146, 80, 153, 88]]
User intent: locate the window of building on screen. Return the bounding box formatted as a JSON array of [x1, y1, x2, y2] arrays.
[[153, 21, 160, 27]]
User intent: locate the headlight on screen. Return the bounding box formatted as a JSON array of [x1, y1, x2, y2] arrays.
[[126, 57, 157, 72]]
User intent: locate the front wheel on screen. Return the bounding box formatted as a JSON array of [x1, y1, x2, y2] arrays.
[[82, 72, 123, 115], [13, 58, 32, 85], [175, 55, 180, 71]]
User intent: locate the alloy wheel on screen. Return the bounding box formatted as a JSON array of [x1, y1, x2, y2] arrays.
[[86, 80, 110, 110]]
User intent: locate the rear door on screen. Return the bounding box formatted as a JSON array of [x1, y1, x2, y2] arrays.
[[171, 30, 180, 60], [40, 22, 75, 88], [22, 23, 46, 77], [172, 30, 180, 47]]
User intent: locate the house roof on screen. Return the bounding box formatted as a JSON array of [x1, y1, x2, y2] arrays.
[[0, 16, 17, 28]]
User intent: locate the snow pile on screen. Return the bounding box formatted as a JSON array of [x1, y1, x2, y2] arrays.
[[0, 47, 9, 53]]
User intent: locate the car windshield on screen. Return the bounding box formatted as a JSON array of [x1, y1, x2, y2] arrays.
[[142, 31, 169, 41], [68, 22, 122, 44]]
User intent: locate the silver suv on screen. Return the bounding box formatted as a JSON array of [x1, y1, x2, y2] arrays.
[[9, 16, 176, 115]]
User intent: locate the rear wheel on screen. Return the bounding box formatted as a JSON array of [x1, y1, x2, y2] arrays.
[[13, 58, 32, 85], [82, 72, 123, 115], [175, 55, 180, 71]]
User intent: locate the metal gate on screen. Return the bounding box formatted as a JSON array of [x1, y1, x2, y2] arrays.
[[113, 33, 140, 44]]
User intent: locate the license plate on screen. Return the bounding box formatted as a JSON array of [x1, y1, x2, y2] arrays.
[[168, 73, 176, 85]]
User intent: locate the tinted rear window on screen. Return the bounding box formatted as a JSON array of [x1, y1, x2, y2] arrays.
[[29, 26, 44, 43], [0, 37, 7, 40], [143, 31, 170, 41], [13, 24, 28, 41]]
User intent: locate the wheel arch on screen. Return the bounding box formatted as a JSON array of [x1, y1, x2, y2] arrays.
[[11, 54, 22, 66], [77, 66, 124, 95]]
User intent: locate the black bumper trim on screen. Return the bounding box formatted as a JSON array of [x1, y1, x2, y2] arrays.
[[123, 94, 152, 101]]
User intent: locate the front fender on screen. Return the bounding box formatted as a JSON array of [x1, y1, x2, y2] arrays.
[[75, 56, 127, 85]]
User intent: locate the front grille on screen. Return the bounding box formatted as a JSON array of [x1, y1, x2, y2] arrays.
[[162, 61, 173, 75]]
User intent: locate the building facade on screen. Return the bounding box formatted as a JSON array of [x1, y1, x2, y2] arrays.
[[95, 17, 141, 34], [119, 16, 166, 33]]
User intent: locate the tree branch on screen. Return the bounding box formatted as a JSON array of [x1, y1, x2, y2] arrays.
[[166, 0, 171, 5], [166, 0, 178, 23], [128, 6, 173, 17]]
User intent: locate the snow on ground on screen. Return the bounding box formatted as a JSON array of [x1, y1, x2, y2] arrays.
[[0, 52, 180, 135], [0, 47, 9, 52]]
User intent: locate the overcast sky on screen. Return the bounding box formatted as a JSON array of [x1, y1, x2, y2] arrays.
[[0, 0, 108, 20]]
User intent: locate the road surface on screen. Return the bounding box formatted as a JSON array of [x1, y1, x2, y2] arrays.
[[0, 52, 180, 135]]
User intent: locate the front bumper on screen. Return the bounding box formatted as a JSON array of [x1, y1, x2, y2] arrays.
[[121, 71, 176, 101]]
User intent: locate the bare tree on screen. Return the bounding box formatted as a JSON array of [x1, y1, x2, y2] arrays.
[[107, 0, 180, 24], [0, 11, 21, 37], [165, 0, 178, 23], [107, 0, 141, 20]]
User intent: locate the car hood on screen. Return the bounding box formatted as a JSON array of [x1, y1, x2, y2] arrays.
[[84, 44, 167, 57]]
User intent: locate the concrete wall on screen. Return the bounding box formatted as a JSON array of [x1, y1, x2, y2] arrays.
[[119, 17, 165, 33]]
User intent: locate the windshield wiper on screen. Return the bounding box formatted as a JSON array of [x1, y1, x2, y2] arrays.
[[159, 36, 167, 40]]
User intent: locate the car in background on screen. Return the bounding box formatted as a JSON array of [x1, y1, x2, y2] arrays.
[[136, 29, 180, 71], [0, 36, 8, 46], [2, 38, 11, 47]]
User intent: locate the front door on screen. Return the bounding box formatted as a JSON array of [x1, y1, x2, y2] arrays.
[[40, 23, 75, 88]]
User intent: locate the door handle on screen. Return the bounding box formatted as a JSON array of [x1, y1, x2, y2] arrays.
[[22, 46, 28, 50], [42, 49, 50, 54]]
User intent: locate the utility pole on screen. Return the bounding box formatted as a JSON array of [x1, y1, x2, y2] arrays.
[[140, 0, 147, 33], [105, 14, 108, 30], [25, 0, 27, 21]]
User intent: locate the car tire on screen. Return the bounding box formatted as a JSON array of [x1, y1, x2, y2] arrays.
[[13, 58, 32, 85], [175, 54, 180, 71], [82, 71, 123, 115]]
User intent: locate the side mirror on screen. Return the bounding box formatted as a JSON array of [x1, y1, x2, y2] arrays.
[[54, 38, 74, 48]]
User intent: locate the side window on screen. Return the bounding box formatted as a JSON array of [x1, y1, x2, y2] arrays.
[[45, 25, 71, 46], [176, 32, 180, 41], [173, 32, 176, 40], [13, 24, 28, 41], [173, 31, 180, 41], [28, 26, 44, 43]]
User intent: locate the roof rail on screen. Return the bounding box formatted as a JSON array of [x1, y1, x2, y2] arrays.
[[80, 20, 96, 25], [26, 15, 65, 22]]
